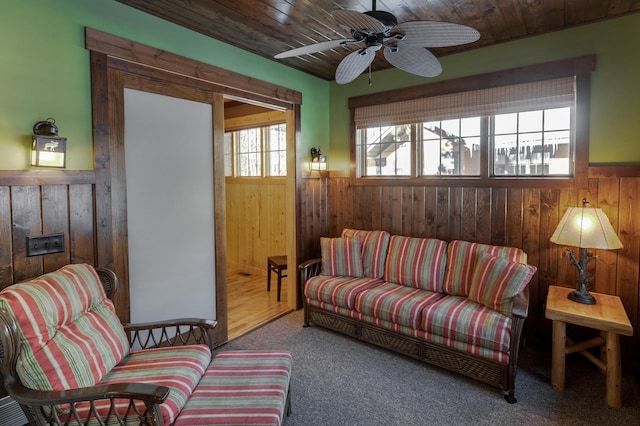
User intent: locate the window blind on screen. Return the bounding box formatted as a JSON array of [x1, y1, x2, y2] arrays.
[[354, 76, 576, 128]]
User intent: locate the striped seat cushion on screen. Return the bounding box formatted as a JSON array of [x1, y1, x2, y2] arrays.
[[421, 296, 513, 363], [99, 345, 212, 425], [442, 240, 528, 297], [52, 344, 212, 424], [341, 229, 390, 278], [174, 350, 292, 426], [0, 264, 129, 391], [354, 282, 444, 329], [304, 275, 383, 310], [383, 235, 448, 292]]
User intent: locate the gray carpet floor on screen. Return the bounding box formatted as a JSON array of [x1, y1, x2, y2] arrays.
[[218, 310, 640, 425]]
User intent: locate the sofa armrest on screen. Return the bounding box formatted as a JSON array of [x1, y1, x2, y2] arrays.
[[511, 286, 530, 318], [7, 380, 168, 425], [298, 258, 322, 283], [123, 318, 217, 350], [8, 381, 169, 406]]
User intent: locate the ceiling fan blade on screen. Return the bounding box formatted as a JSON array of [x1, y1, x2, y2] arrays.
[[391, 21, 480, 47], [274, 38, 356, 59], [335, 47, 377, 84], [332, 10, 387, 34], [383, 42, 442, 77]]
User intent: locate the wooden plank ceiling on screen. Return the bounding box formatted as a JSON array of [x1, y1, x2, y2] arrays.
[[117, 0, 640, 81]]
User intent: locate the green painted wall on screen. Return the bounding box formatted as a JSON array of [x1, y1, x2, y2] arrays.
[[0, 0, 330, 170], [2, 2, 638, 172], [329, 13, 640, 172]]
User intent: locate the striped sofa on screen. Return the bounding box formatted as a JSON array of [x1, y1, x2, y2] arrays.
[[299, 229, 536, 403], [0, 264, 292, 425]]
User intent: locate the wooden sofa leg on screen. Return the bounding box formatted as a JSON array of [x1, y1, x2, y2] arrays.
[[286, 388, 292, 416], [504, 391, 517, 404], [303, 307, 310, 327]]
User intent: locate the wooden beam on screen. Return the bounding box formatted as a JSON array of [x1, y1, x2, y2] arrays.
[[85, 27, 302, 106]]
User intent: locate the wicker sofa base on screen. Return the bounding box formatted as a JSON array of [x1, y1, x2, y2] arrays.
[[304, 304, 521, 403]]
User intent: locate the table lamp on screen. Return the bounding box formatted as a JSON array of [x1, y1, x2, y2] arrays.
[[549, 199, 623, 304]]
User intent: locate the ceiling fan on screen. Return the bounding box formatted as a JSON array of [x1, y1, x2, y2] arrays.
[[274, 0, 480, 84]]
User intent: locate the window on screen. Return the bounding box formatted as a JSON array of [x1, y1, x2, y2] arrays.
[[225, 123, 286, 177], [351, 57, 595, 184], [491, 107, 571, 176]]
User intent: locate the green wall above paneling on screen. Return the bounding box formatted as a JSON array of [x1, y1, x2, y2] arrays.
[[328, 13, 640, 172], [2, 2, 639, 171], [0, 0, 329, 170]]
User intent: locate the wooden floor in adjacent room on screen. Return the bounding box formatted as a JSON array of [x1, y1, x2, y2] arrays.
[[227, 265, 292, 341]]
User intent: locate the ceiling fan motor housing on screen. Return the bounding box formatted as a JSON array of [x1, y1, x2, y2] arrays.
[[364, 10, 397, 33]]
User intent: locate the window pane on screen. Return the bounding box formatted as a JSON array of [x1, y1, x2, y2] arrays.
[[235, 128, 262, 176], [494, 113, 517, 134], [547, 130, 571, 174], [493, 134, 517, 175], [422, 139, 441, 175], [519, 110, 543, 133], [544, 107, 571, 131], [265, 123, 286, 176], [224, 132, 232, 176]]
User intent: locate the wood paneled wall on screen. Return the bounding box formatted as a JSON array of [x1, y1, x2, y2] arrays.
[[226, 178, 286, 274], [298, 173, 640, 363], [0, 172, 97, 290]]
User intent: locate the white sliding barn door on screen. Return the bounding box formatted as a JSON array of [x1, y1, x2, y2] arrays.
[[124, 88, 216, 322]]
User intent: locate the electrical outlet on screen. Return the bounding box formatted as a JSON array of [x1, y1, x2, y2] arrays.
[[26, 233, 65, 257]]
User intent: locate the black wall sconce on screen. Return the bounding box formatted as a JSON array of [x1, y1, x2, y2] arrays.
[[32, 118, 66, 168], [310, 147, 327, 171]]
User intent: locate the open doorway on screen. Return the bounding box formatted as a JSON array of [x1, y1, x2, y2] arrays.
[[88, 28, 301, 345], [223, 98, 293, 339]]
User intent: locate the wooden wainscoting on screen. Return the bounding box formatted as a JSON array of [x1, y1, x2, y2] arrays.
[[298, 171, 640, 364], [0, 171, 97, 289], [226, 177, 287, 274]]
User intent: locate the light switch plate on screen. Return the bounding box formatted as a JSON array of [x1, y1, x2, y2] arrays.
[[26, 233, 65, 257]]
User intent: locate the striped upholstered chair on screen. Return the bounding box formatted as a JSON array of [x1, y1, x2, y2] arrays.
[[0, 264, 292, 425]]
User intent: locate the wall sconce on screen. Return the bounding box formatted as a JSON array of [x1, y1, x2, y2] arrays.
[[310, 147, 327, 171], [31, 118, 66, 168], [550, 199, 623, 304]]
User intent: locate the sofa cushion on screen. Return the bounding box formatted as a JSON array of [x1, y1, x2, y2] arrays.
[[99, 344, 212, 425], [469, 252, 537, 315], [422, 296, 513, 363], [0, 264, 129, 391], [355, 282, 444, 329], [175, 350, 292, 425], [321, 236, 364, 277], [383, 235, 448, 292], [442, 240, 528, 297], [52, 344, 212, 425], [304, 275, 383, 310], [342, 229, 390, 278]]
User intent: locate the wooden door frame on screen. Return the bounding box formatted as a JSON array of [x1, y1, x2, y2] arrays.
[[86, 28, 302, 345]]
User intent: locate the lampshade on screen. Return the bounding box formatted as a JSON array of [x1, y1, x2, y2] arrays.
[[31, 118, 67, 168], [550, 206, 623, 250]]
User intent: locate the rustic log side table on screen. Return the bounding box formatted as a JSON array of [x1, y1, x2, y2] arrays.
[[267, 255, 287, 302], [545, 285, 633, 408]]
